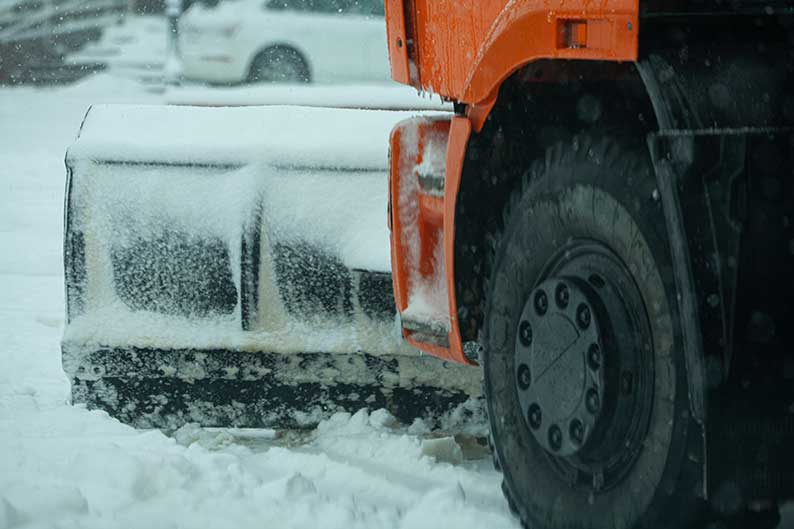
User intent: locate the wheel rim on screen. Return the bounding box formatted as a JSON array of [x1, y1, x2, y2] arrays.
[[513, 239, 655, 493]]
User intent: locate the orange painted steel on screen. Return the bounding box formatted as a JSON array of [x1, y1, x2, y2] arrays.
[[386, 0, 639, 124], [389, 116, 472, 364], [439, 116, 472, 364], [383, 0, 411, 85]]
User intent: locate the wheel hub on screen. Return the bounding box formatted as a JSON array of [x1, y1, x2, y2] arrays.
[[512, 241, 654, 491], [514, 278, 605, 457]]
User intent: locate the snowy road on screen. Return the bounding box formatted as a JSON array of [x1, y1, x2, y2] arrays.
[[0, 75, 518, 529]]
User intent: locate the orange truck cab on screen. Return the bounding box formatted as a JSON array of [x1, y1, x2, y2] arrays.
[[385, 1, 794, 527]]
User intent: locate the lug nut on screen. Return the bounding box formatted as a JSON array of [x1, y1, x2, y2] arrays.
[[548, 424, 562, 451], [519, 320, 533, 347], [577, 304, 591, 329], [569, 419, 584, 446], [534, 290, 548, 316], [586, 388, 600, 414], [555, 282, 570, 309], [528, 403, 542, 430], [517, 363, 531, 391], [587, 343, 601, 370]]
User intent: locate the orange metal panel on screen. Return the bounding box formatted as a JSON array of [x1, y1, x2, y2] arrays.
[[394, 1, 639, 106], [441, 116, 472, 364], [384, 0, 411, 84]]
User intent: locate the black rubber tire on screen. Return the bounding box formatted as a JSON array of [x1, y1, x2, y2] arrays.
[[247, 46, 310, 84], [482, 136, 702, 529]]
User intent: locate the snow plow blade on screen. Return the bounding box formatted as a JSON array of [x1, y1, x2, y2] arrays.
[[62, 104, 480, 430]]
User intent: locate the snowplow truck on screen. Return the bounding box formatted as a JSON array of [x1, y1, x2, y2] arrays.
[[63, 1, 794, 528]]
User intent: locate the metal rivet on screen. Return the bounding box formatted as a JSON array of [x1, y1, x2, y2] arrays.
[[555, 282, 569, 309], [577, 304, 591, 329], [517, 363, 531, 391], [587, 343, 601, 370], [519, 320, 533, 347], [570, 419, 584, 445], [548, 425, 562, 451], [534, 290, 548, 316], [528, 403, 542, 430], [586, 388, 600, 414]]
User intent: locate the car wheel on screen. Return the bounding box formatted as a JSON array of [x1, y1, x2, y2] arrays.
[[248, 46, 310, 84], [482, 136, 703, 529]]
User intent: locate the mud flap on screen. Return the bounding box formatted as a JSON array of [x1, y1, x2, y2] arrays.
[[388, 115, 475, 364]]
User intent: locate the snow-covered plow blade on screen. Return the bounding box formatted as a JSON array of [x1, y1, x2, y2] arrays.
[[62, 104, 480, 429]]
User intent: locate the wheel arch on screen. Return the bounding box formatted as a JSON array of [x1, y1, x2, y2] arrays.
[[453, 59, 660, 349], [247, 42, 312, 82]]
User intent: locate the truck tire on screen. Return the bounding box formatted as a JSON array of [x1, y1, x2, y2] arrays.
[[482, 136, 702, 529]]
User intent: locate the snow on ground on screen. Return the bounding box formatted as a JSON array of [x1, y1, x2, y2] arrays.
[[0, 49, 517, 529]]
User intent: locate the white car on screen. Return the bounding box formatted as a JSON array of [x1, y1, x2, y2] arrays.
[[178, 0, 391, 84]]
